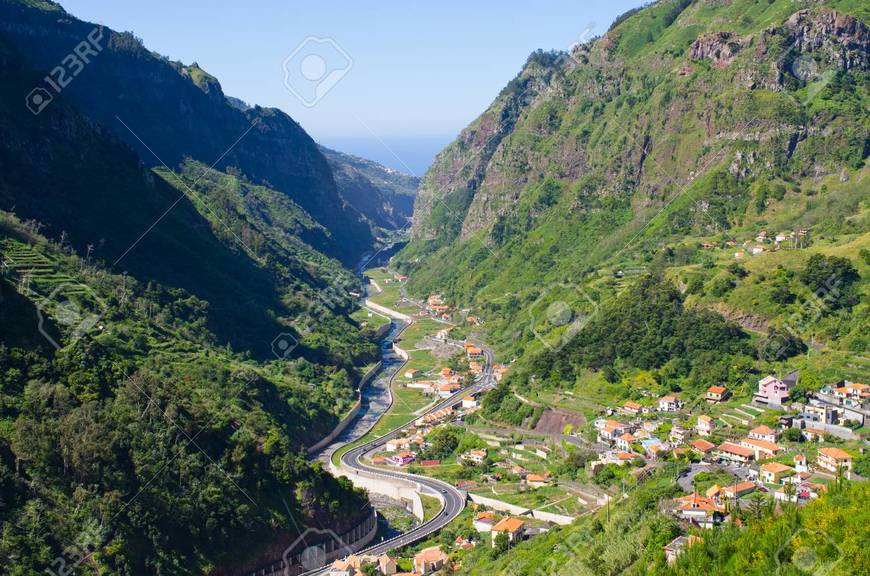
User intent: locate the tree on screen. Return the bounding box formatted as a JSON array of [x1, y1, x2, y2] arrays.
[[493, 531, 510, 555], [800, 254, 859, 309]]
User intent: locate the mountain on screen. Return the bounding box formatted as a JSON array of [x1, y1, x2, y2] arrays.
[[0, 4, 381, 573], [320, 145, 419, 233], [397, 0, 868, 371], [0, 0, 373, 264]]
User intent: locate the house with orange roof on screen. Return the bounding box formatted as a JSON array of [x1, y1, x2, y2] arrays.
[[739, 437, 783, 459], [622, 401, 645, 415], [816, 447, 853, 477], [801, 427, 827, 442], [715, 442, 755, 464], [719, 481, 757, 500], [616, 432, 636, 452], [672, 493, 725, 528], [748, 425, 779, 443], [760, 462, 794, 484], [440, 367, 455, 378], [473, 511, 499, 533], [461, 395, 478, 409], [691, 438, 716, 455], [830, 381, 870, 406], [413, 546, 447, 575], [491, 517, 525, 546], [695, 415, 715, 437], [403, 368, 421, 379], [466, 346, 483, 359], [595, 419, 629, 443], [706, 386, 730, 403], [526, 473, 550, 488]]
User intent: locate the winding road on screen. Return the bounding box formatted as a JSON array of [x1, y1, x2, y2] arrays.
[[301, 271, 497, 573]]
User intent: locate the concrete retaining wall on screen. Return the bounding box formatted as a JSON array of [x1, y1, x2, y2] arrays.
[[248, 509, 378, 576], [468, 493, 530, 516], [530, 509, 575, 526], [307, 361, 383, 456], [468, 494, 576, 526], [330, 460, 426, 520]]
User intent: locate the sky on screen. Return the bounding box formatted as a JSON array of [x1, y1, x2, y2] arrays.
[[60, 0, 644, 175]]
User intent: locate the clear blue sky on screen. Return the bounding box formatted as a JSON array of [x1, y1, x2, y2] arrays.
[[60, 0, 644, 174]]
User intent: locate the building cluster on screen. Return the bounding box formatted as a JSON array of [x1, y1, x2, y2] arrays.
[[724, 227, 810, 259]]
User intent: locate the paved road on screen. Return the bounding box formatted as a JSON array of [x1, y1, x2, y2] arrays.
[[300, 278, 497, 573]]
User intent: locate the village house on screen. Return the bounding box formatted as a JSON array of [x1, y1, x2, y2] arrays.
[[691, 438, 716, 456], [718, 481, 757, 500], [494, 364, 509, 382], [816, 447, 853, 478], [659, 395, 684, 412], [828, 381, 870, 407], [433, 382, 461, 397], [794, 454, 808, 473], [371, 455, 387, 466], [466, 346, 484, 360], [622, 401, 645, 415], [491, 517, 525, 547], [427, 294, 443, 307], [459, 449, 487, 466], [715, 442, 755, 465], [473, 511, 498, 533], [664, 535, 703, 565], [696, 415, 715, 437], [616, 432, 636, 452], [801, 427, 827, 442], [754, 373, 798, 406], [673, 493, 725, 529], [706, 386, 730, 403], [403, 368, 421, 379], [330, 553, 397, 576], [526, 473, 550, 488], [413, 546, 447, 575], [387, 451, 416, 467], [440, 367, 454, 379], [595, 419, 628, 443], [468, 361, 483, 375], [385, 437, 411, 452], [462, 395, 478, 409], [748, 425, 779, 443], [669, 426, 689, 444], [739, 437, 783, 460], [760, 462, 794, 485]]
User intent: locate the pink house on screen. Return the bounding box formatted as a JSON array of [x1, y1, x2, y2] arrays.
[[754, 372, 798, 406]]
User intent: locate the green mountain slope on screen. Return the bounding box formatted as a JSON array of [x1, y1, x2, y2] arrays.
[[453, 464, 869, 575], [0, 214, 369, 575], [0, 0, 373, 263], [396, 0, 869, 363]]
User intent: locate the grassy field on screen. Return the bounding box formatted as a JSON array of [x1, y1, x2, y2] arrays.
[[351, 306, 391, 330], [398, 318, 446, 347]]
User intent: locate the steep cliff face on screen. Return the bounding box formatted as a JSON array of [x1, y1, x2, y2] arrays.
[[320, 146, 419, 233], [402, 0, 868, 296], [0, 0, 373, 263]]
